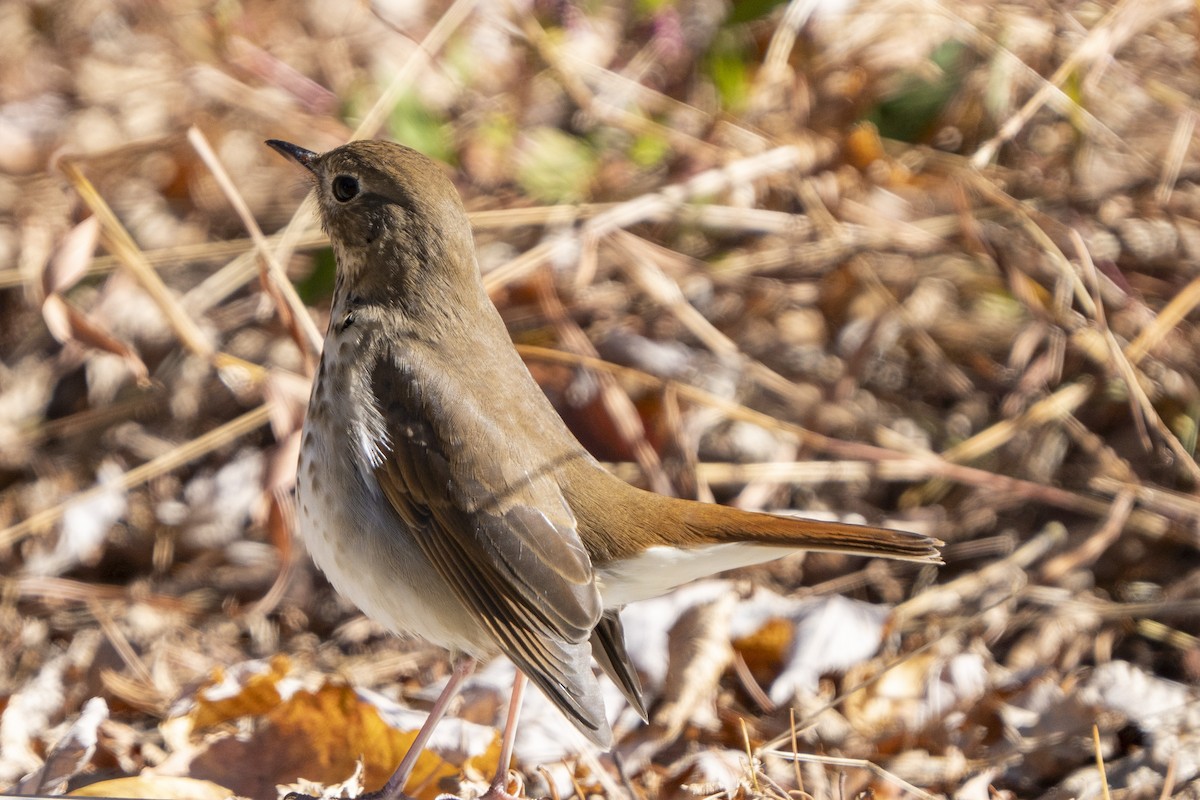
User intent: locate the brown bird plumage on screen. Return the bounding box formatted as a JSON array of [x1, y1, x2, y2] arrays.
[[268, 138, 941, 800]]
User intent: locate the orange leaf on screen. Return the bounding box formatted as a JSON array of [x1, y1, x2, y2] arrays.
[[262, 684, 458, 799], [192, 654, 292, 729]]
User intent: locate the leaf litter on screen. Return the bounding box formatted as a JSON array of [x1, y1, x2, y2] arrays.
[[3, 1, 1200, 799]]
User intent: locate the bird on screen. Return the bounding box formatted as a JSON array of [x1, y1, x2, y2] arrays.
[[266, 138, 941, 800]]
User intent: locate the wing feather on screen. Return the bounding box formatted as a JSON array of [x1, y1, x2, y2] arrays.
[[369, 348, 610, 743]]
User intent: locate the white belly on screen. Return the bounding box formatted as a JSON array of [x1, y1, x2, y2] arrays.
[[295, 346, 492, 656]]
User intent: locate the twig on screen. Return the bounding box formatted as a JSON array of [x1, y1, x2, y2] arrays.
[[971, 0, 1175, 167], [57, 157, 267, 384], [1072, 228, 1200, 481], [1093, 724, 1111, 800], [518, 13, 716, 160], [58, 158, 214, 360], [187, 126, 323, 361], [761, 752, 937, 800], [609, 230, 739, 356], [532, 270, 671, 495], [1040, 490, 1135, 582], [895, 522, 1066, 622]]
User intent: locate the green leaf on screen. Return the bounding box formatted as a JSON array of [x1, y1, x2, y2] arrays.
[[865, 39, 967, 143], [516, 128, 597, 203], [294, 247, 337, 306], [634, 0, 673, 16], [387, 92, 453, 164], [629, 131, 670, 168], [727, 0, 789, 24], [704, 29, 752, 112]]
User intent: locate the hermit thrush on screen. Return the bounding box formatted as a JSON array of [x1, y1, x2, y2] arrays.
[[267, 139, 941, 800]]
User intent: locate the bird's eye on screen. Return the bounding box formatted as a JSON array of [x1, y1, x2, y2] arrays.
[[331, 175, 360, 202]]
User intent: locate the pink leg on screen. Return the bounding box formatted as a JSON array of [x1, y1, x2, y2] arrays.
[[375, 657, 476, 800], [487, 670, 529, 795]]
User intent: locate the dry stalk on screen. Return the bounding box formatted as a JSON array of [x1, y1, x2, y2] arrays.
[[761, 752, 937, 800], [1071, 229, 1200, 482], [0, 231, 324, 290], [187, 126, 323, 362], [1155, 109, 1195, 204], [896, 522, 1066, 621], [58, 158, 215, 360], [351, 0, 477, 142], [1126, 272, 1200, 365], [608, 230, 739, 356], [1039, 490, 1136, 582], [57, 157, 268, 386], [1093, 724, 1111, 800]]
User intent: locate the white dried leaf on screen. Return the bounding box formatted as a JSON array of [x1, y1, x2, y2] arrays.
[[13, 697, 108, 794], [0, 654, 67, 785], [358, 680, 508, 762], [24, 461, 127, 577], [42, 214, 98, 296], [160, 449, 265, 548], [454, 659, 600, 766], [770, 595, 890, 703], [672, 748, 748, 797]]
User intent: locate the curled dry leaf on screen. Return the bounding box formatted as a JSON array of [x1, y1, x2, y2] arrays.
[[654, 591, 739, 736], [173, 656, 475, 799], [40, 293, 150, 384], [190, 655, 294, 731], [13, 697, 108, 795], [42, 214, 98, 298], [252, 684, 457, 799]]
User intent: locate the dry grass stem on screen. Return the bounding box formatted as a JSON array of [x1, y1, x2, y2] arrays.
[[186, 126, 323, 360], [58, 159, 215, 360], [762, 752, 937, 800]]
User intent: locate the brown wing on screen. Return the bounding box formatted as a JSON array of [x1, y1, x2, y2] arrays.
[[369, 347, 612, 745]]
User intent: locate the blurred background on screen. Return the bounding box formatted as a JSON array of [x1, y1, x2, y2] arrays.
[[3, 1, 1200, 798]]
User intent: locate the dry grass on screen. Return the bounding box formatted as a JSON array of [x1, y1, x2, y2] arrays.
[[3, 1, 1200, 798]]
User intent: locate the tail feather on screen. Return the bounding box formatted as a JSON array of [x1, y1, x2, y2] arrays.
[[678, 502, 943, 564], [590, 611, 647, 719]]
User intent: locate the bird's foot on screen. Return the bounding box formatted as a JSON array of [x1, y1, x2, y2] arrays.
[[475, 770, 524, 800]]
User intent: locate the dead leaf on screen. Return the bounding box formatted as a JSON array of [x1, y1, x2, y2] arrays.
[[69, 775, 236, 799], [190, 684, 458, 800], [43, 214, 99, 297], [13, 697, 108, 795], [40, 292, 150, 383], [192, 655, 293, 730]]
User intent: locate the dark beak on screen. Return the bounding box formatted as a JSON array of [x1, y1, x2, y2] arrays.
[[266, 140, 319, 173]]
